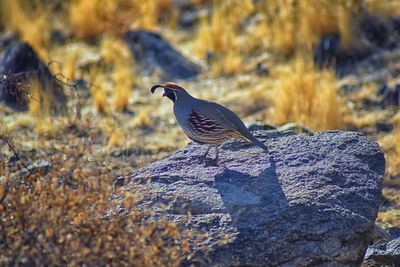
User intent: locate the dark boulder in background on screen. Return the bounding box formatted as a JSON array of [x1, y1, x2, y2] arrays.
[[0, 32, 15, 52], [377, 83, 400, 107], [124, 30, 201, 80], [115, 130, 385, 266], [0, 41, 66, 112], [314, 14, 400, 76]]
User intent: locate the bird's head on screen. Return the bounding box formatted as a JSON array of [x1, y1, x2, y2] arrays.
[[150, 82, 188, 103]]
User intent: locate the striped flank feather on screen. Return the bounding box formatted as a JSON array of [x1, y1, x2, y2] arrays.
[[187, 109, 248, 145]]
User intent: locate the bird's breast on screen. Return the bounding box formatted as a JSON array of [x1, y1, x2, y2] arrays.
[[173, 104, 193, 134]]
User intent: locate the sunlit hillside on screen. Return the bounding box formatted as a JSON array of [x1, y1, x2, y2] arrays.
[[1, 0, 400, 265]]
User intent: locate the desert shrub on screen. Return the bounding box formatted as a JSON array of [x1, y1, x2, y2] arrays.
[[0, 138, 193, 266]]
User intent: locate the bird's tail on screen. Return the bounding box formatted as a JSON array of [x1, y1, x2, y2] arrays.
[[239, 129, 269, 152], [248, 134, 269, 152]]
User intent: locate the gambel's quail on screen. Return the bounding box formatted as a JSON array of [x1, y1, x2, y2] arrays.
[[151, 82, 268, 164]]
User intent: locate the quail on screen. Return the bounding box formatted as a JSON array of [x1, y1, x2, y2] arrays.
[[151, 82, 268, 164]]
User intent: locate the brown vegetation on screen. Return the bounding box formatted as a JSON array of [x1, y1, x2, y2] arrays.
[[0, 137, 193, 266]]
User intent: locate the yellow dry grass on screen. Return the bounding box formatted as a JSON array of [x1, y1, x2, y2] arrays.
[[28, 78, 56, 136], [102, 118, 126, 148], [69, 0, 105, 39], [100, 35, 134, 111], [1, 0, 50, 60], [377, 209, 400, 228], [130, 107, 153, 128], [68, 0, 176, 38], [88, 68, 109, 114], [69, 0, 133, 38], [262, 0, 360, 55], [273, 56, 343, 131], [194, 0, 254, 75], [100, 35, 131, 65], [93, 88, 108, 114], [131, 0, 177, 30], [63, 49, 79, 81], [112, 64, 133, 111], [365, 0, 400, 17], [394, 113, 400, 177], [396, 130, 400, 175]]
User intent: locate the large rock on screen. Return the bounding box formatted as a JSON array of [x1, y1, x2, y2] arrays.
[[117, 130, 385, 266], [124, 30, 201, 80], [0, 41, 66, 111]]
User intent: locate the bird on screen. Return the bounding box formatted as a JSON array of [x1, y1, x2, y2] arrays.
[[151, 82, 268, 164]]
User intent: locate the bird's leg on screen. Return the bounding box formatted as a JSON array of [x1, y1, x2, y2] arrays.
[[214, 146, 219, 162], [204, 146, 219, 166], [199, 145, 212, 162], [202, 145, 212, 159]]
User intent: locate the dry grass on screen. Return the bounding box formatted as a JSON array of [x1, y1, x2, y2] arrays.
[[130, 107, 153, 128], [0, 137, 193, 266], [131, 0, 177, 30], [62, 50, 79, 81], [28, 77, 61, 137], [68, 0, 176, 39], [260, 0, 361, 55], [113, 64, 133, 111], [194, 0, 254, 75], [273, 56, 343, 131], [102, 118, 126, 148], [0, 0, 50, 60], [395, 114, 400, 177], [100, 35, 134, 111], [396, 130, 400, 175], [192, 0, 369, 74], [88, 67, 109, 114], [365, 0, 400, 17], [69, 0, 135, 38]]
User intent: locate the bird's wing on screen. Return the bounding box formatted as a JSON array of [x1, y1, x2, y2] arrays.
[[201, 101, 247, 130], [187, 109, 228, 135], [191, 100, 269, 151], [190, 100, 250, 138]]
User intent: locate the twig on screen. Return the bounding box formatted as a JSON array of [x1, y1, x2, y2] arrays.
[[47, 60, 108, 123], [2, 137, 33, 175]]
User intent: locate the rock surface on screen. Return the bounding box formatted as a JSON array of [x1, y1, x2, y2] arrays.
[[124, 30, 201, 80], [0, 41, 66, 111], [363, 228, 400, 266], [118, 130, 385, 266]]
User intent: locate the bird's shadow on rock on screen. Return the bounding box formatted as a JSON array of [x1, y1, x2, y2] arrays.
[[220, 140, 253, 152], [214, 157, 290, 228]]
